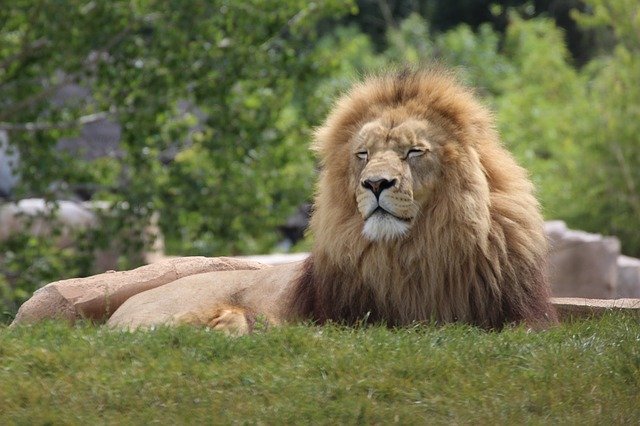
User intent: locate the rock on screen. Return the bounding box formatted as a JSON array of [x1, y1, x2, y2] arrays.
[[0, 130, 19, 198], [552, 297, 640, 320], [10, 256, 268, 326], [240, 252, 310, 266], [0, 198, 96, 245], [544, 220, 568, 243], [617, 256, 640, 298], [0, 198, 164, 272], [545, 221, 620, 298]]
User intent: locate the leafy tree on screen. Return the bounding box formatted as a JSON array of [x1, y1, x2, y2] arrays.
[[347, 0, 597, 65], [570, 0, 640, 253], [0, 0, 355, 316], [342, 2, 640, 254]]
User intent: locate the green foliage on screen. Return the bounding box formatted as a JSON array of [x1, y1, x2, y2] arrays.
[[493, 2, 640, 253], [1, 315, 639, 423], [0, 232, 93, 318], [493, 14, 591, 222], [0, 0, 357, 237], [372, 4, 640, 255], [308, 26, 385, 107], [569, 0, 640, 253], [0, 202, 151, 318], [1, 0, 355, 313]]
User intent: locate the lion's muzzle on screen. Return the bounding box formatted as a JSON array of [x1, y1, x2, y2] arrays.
[[357, 170, 416, 241], [361, 178, 397, 198]]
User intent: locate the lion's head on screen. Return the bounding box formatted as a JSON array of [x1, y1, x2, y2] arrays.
[[292, 68, 557, 329], [354, 118, 446, 242]]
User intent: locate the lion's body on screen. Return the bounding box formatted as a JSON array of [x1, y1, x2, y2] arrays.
[[108, 262, 304, 333], [107, 68, 557, 330]]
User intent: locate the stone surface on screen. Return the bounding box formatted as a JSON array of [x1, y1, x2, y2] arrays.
[[545, 221, 621, 298], [0, 198, 96, 243], [617, 255, 640, 298], [0, 198, 164, 272], [11, 256, 268, 326], [552, 297, 640, 320], [0, 130, 19, 198], [544, 220, 569, 242], [240, 252, 310, 266], [0, 199, 120, 272], [149, 252, 312, 266]]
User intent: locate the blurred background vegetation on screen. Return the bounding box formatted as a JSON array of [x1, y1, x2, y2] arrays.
[[0, 0, 638, 317]]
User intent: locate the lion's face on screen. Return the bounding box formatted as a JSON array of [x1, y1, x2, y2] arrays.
[[352, 118, 442, 242]]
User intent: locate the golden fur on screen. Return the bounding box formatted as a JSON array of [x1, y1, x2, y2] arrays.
[[290, 68, 557, 329]]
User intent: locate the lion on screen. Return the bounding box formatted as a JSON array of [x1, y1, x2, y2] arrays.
[[17, 68, 558, 331]]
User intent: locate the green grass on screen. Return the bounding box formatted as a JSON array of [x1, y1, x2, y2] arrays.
[[1, 314, 639, 425]]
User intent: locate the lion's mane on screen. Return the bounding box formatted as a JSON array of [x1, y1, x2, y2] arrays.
[[290, 68, 557, 329]]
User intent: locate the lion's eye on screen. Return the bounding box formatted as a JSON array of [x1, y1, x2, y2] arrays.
[[406, 148, 425, 159], [356, 151, 368, 161]]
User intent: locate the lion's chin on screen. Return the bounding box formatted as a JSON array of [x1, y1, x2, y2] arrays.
[[362, 210, 411, 242]]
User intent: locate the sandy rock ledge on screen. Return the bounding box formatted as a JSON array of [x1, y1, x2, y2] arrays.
[[552, 297, 640, 320], [11, 256, 268, 326]]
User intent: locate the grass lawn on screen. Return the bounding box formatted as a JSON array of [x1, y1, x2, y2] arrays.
[[1, 313, 639, 424]]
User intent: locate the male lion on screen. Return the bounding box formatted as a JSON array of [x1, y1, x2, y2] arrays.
[[21, 69, 557, 331]]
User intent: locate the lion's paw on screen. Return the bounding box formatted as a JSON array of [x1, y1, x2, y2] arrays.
[[207, 307, 256, 336]]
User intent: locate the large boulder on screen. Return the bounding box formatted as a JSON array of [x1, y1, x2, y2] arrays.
[[617, 255, 640, 298], [11, 256, 268, 326], [545, 221, 620, 299]]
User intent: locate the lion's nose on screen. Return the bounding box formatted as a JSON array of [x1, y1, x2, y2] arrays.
[[361, 178, 397, 198]]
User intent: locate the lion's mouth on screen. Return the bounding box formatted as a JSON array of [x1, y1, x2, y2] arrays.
[[366, 206, 412, 222]]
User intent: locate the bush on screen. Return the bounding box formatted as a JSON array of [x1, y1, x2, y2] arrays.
[[377, 3, 640, 255], [0, 0, 356, 317]]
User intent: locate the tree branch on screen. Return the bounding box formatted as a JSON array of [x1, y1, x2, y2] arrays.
[[0, 80, 71, 122], [377, 0, 397, 29], [260, 5, 314, 49], [0, 112, 109, 132], [0, 38, 51, 72], [0, 24, 134, 122], [0, 1, 45, 83]]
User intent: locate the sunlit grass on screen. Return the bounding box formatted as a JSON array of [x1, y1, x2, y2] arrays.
[[1, 313, 638, 424]]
